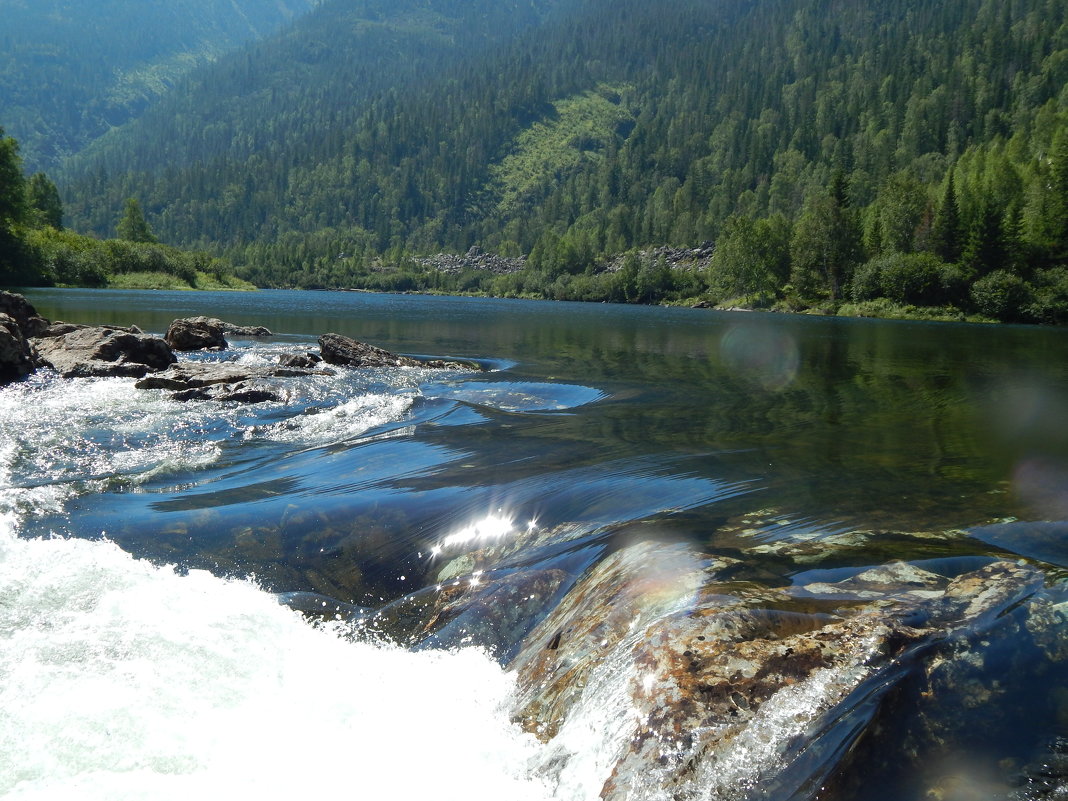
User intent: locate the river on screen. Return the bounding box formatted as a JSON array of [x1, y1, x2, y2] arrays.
[[3, 288, 1068, 800]]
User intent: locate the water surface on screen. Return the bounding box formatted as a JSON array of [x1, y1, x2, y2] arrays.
[[5, 288, 1068, 799]]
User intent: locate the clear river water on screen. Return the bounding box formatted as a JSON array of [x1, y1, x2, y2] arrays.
[[3, 288, 1068, 800]]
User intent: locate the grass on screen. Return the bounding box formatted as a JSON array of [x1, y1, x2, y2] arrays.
[[105, 271, 256, 291]]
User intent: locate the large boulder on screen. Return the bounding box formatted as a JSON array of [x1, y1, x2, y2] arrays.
[[318, 333, 424, 368], [33, 326, 176, 378], [0, 290, 48, 338], [0, 313, 36, 385], [0, 291, 49, 386], [318, 332, 474, 370], [165, 318, 228, 351], [164, 316, 273, 352]]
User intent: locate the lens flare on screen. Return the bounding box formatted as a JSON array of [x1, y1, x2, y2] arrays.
[[719, 323, 800, 391]]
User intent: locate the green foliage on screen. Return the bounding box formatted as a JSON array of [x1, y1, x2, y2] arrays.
[[970, 269, 1034, 321], [710, 214, 790, 300], [20, 0, 1068, 324], [878, 253, 948, 306], [116, 198, 157, 244], [0, 0, 316, 173], [0, 128, 33, 285], [929, 171, 963, 263], [26, 173, 63, 229]]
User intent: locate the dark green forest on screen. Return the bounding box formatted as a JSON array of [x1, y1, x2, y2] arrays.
[[0, 0, 314, 174], [0, 128, 248, 290], [35, 0, 1068, 321]]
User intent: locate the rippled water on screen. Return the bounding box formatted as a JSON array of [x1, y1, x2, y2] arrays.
[[5, 288, 1068, 800]]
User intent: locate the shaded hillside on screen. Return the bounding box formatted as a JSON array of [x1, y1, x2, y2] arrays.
[[0, 0, 315, 173], [59, 0, 1068, 319]]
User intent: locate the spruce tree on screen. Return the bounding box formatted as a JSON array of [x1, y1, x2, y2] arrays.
[[929, 171, 963, 263], [963, 195, 1007, 277], [116, 198, 157, 243]]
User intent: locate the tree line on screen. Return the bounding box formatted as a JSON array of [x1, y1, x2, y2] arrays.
[[52, 0, 1068, 321]]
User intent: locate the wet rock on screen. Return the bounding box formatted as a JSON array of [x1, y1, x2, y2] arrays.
[[318, 332, 474, 370], [171, 381, 281, 403], [318, 333, 423, 368], [0, 313, 35, 384], [32, 326, 176, 378], [277, 352, 321, 368], [135, 361, 327, 391], [508, 542, 1052, 801], [182, 316, 272, 337], [370, 567, 571, 659], [165, 317, 228, 351]]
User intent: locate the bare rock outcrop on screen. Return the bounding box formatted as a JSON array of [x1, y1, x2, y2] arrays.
[[165, 317, 228, 351], [32, 325, 176, 378]]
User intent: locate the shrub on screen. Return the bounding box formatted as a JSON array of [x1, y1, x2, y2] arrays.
[[970, 270, 1035, 322]]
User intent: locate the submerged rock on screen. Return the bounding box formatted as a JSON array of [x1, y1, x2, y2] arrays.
[[506, 541, 1056, 801], [32, 325, 176, 378]]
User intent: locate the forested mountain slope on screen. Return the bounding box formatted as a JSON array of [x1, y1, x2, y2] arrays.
[[0, 0, 315, 173], [59, 0, 1068, 319]]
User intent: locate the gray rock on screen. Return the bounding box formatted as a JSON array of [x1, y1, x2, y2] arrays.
[[165, 318, 228, 351], [277, 352, 322, 368], [0, 313, 35, 384], [182, 316, 272, 337], [318, 332, 475, 370], [135, 362, 327, 391], [318, 333, 424, 368], [0, 290, 48, 338], [36, 321, 142, 338], [32, 326, 176, 378]]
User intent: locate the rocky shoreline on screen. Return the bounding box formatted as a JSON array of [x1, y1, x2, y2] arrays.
[[0, 290, 477, 399]]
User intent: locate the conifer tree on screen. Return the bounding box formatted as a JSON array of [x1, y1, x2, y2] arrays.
[[963, 194, 1007, 277], [929, 171, 963, 263], [116, 198, 157, 243], [26, 173, 63, 229]]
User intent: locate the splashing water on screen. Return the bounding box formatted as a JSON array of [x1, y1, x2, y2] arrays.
[[0, 517, 555, 801]]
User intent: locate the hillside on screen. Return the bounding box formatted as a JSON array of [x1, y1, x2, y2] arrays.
[[57, 0, 1068, 321], [0, 0, 315, 173]]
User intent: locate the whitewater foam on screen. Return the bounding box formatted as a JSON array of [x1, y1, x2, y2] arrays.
[[0, 518, 552, 801]]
